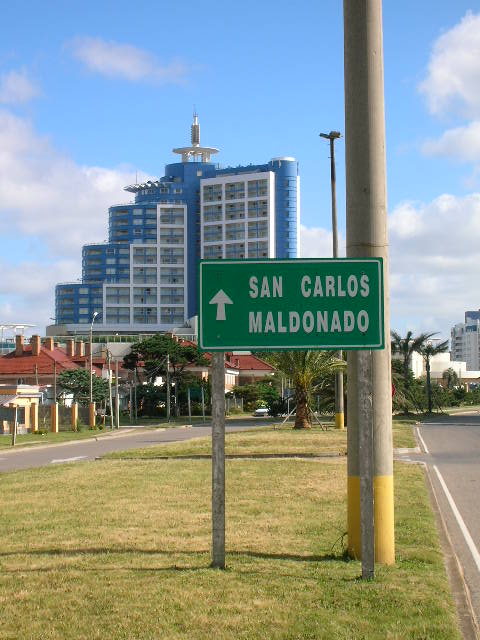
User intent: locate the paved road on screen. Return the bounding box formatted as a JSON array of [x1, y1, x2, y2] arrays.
[[402, 413, 480, 632], [0, 419, 274, 473]]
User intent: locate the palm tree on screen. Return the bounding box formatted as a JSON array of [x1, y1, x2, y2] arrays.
[[391, 330, 437, 391], [442, 367, 459, 390], [266, 351, 345, 429], [420, 339, 449, 413]]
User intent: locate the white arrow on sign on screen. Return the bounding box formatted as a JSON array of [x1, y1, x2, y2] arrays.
[[209, 289, 233, 321]]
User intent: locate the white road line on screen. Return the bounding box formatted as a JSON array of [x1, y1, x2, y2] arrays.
[[433, 465, 480, 573], [50, 456, 88, 465], [416, 427, 430, 454]]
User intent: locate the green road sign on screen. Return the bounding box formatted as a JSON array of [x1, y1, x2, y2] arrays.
[[199, 258, 384, 351]]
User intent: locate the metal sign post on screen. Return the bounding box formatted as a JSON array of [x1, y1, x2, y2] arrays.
[[358, 350, 374, 579], [211, 351, 226, 569]]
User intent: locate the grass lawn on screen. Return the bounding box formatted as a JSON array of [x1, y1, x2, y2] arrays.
[[105, 419, 417, 459], [0, 422, 460, 639]]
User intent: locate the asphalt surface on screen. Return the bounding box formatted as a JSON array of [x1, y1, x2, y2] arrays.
[[0, 419, 274, 473], [397, 412, 480, 635]]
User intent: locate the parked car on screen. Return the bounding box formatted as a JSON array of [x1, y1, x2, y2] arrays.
[[254, 407, 269, 417]]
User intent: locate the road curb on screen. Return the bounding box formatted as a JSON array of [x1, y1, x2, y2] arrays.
[[423, 461, 480, 639]]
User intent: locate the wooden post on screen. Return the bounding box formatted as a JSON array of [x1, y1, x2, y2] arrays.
[[51, 403, 59, 433], [211, 352, 226, 569], [89, 402, 96, 429], [30, 403, 38, 433], [71, 402, 78, 431]]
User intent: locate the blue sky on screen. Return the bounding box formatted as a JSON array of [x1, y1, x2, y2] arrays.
[[0, 1, 479, 341]]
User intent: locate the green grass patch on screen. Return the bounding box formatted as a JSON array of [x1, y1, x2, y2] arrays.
[[106, 420, 416, 460], [0, 428, 122, 450], [0, 446, 460, 639]]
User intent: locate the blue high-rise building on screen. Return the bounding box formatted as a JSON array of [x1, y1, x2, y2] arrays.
[[52, 115, 300, 336]]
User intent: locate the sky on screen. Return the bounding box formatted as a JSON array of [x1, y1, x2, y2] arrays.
[[0, 0, 479, 342]]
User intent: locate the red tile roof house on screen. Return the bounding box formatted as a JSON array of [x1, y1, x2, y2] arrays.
[[228, 354, 276, 386], [0, 335, 104, 390]]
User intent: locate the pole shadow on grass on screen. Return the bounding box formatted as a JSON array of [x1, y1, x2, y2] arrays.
[[1, 547, 349, 568]]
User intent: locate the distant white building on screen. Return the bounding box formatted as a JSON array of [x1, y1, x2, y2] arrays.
[[409, 351, 480, 389], [451, 310, 480, 371]]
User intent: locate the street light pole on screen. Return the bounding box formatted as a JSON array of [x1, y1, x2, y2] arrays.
[[320, 130, 344, 430], [89, 312, 98, 404]]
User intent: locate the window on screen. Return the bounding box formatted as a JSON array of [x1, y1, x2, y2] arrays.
[[159, 229, 184, 245], [203, 184, 222, 202], [225, 243, 245, 259], [248, 200, 268, 218], [134, 307, 157, 324], [106, 307, 130, 324], [133, 287, 157, 304], [225, 202, 245, 221], [204, 245, 223, 259], [203, 205, 222, 222], [133, 267, 157, 284], [133, 247, 157, 264], [106, 287, 130, 304], [248, 221, 268, 238], [225, 182, 245, 200], [225, 222, 245, 241], [204, 226, 223, 242], [248, 179, 268, 197], [160, 287, 184, 304], [160, 208, 184, 225], [160, 308, 185, 324], [248, 241, 268, 258], [160, 268, 184, 284], [159, 248, 184, 264]]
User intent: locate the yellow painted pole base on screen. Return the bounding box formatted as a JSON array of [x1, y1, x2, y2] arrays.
[[347, 474, 395, 564], [335, 412, 344, 430]]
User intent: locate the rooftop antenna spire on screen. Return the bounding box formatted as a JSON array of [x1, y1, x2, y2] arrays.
[[173, 111, 218, 163], [191, 107, 200, 147]]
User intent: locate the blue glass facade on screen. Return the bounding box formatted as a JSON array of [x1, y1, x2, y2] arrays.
[[54, 125, 299, 332]]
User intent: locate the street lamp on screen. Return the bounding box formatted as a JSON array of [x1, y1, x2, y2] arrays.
[[319, 130, 344, 430], [89, 311, 99, 404]]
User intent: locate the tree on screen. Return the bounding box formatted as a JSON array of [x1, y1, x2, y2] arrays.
[[442, 367, 459, 390], [58, 369, 109, 405], [123, 335, 208, 415], [228, 380, 280, 412], [265, 351, 345, 429], [391, 330, 437, 390], [420, 338, 449, 413]]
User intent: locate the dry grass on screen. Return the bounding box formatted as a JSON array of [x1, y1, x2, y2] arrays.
[[0, 430, 460, 639]]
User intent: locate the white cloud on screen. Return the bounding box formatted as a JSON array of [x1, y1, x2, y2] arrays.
[[0, 109, 151, 334], [388, 193, 480, 338], [68, 37, 188, 84], [0, 110, 144, 254], [301, 192, 480, 340], [299, 224, 345, 258], [0, 69, 39, 104], [419, 11, 480, 119], [422, 120, 480, 162]]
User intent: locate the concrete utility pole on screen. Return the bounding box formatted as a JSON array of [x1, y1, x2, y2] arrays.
[[320, 130, 344, 430], [344, 0, 394, 564], [211, 352, 226, 568]]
